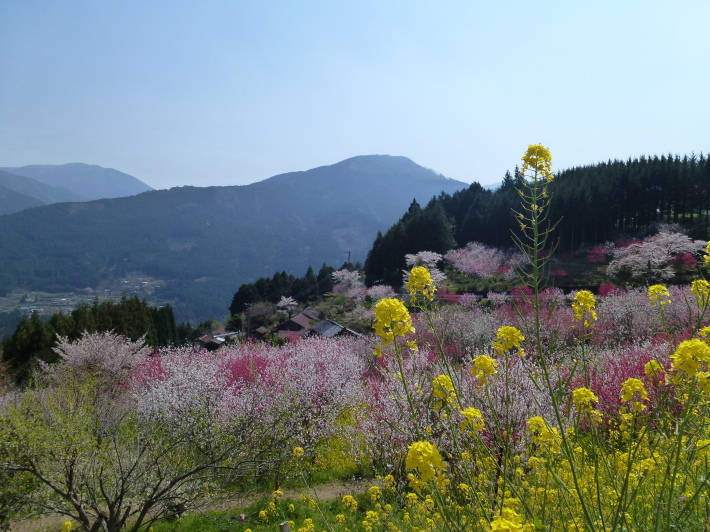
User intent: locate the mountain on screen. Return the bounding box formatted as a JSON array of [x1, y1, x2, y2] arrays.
[[0, 183, 45, 215], [0, 163, 153, 201], [0, 155, 467, 321], [0, 170, 88, 214]]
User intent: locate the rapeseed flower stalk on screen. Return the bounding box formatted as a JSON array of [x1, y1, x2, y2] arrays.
[[488, 507, 534, 531], [526, 416, 561, 454], [431, 374, 457, 409], [407, 265, 436, 302], [459, 407, 485, 433], [492, 326, 525, 357], [520, 144, 553, 183], [648, 284, 671, 306], [691, 279, 710, 307], [620, 378, 649, 412], [670, 338, 710, 377], [571, 386, 598, 414], [471, 354, 498, 385], [372, 298, 414, 356], [571, 290, 597, 328]]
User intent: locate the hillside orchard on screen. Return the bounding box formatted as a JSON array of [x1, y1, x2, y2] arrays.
[[4, 146, 710, 531]]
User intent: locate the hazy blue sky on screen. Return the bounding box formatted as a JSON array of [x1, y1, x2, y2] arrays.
[[1, 1, 708, 190]]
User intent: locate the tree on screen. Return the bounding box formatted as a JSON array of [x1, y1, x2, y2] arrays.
[[229, 283, 261, 315], [606, 229, 707, 284], [0, 333, 297, 532]]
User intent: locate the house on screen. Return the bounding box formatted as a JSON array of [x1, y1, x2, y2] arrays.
[[194, 334, 225, 351], [308, 319, 360, 339], [252, 326, 269, 341], [276, 309, 320, 338]]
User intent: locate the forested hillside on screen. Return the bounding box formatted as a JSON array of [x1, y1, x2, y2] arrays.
[[0, 155, 466, 321], [365, 153, 710, 285]]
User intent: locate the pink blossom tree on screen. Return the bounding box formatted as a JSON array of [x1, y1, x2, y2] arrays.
[[445, 242, 525, 282], [606, 230, 706, 283]]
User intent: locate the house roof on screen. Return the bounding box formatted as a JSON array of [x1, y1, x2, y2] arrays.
[[310, 319, 344, 338], [288, 313, 312, 330]]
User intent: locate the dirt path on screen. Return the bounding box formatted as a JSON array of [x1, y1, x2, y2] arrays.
[[10, 479, 376, 531]]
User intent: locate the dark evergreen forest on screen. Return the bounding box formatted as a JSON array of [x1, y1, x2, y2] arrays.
[[2, 296, 179, 382], [365, 153, 710, 286]]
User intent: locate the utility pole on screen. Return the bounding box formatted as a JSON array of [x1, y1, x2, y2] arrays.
[[245, 304, 252, 339], [345, 250, 351, 266]]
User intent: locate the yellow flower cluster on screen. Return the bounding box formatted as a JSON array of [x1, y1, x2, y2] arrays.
[[431, 374, 457, 409], [372, 298, 415, 356], [648, 284, 671, 307], [459, 407, 485, 433], [571, 386, 598, 414], [644, 359, 665, 379], [407, 266, 436, 301], [489, 507, 534, 531], [520, 144, 554, 182], [527, 416, 561, 454], [671, 338, 710, 377], [492, 326, 525, 356], [405, 440, 446, 484], [620, 378, 649, 412], [471, 354, 498, 384], [341, 494, 358, 512], [691, 279, 710, 308], [571, 290, 597, 327]]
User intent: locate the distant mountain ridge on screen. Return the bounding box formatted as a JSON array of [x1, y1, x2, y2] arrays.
[[0, 163, 153, 205], [0, 155, 468, 321]]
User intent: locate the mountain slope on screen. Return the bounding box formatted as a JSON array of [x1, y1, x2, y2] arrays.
[[0, 163, 153, 200], [0, 155, 467, 320], [0, 169, 87, 207], [0, 184, 45, 215]]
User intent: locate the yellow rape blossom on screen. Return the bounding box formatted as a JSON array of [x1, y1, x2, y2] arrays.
[[372, 298, 414, 355], [471, 355, 498, 384], [648, 284, 671, 306], [644, 359, 665, 379], [460, 407, 485, 432], [432, 374, 457, 408], [489, 507, 534, 531], [492, 326, 525, 356], [572, 290, 597, 327], [527, 416, 561, 453], [406, 440, 446, 483], [691, 279, 710, 307], [520, 144, 554, 182], [407, 266, 436, 301], [671, 338, 710, 377], [341, 494, 358, 511], [572, 387, 598, 413], [620, 378, 649, 412], [292, 446, 305, 458]]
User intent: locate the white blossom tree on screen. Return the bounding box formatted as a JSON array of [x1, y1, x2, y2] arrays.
[[606, 230, 706, 283]]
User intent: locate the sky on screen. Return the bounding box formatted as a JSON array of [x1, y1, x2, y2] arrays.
[[1, 1, 708, 190]]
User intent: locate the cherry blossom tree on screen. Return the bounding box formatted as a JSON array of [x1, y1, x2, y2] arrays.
[[606, 230, 706, 283], [445, 242, 525, 281]]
